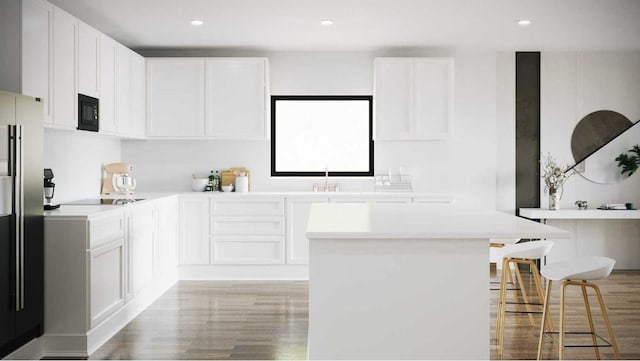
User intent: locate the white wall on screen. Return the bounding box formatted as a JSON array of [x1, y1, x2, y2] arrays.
[[44, 129, 122, 203], [123, 50, 498, 209], [539, 51, 640, 269]]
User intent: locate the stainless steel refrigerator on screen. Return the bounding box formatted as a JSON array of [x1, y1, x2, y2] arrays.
[[0, 90, 43, 357]]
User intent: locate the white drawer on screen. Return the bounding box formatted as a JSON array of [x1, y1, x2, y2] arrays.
[[211, 236, 284, 264], [330, 197, 412, 204], [211, 216, 284, 235], [210, 197, 284, 216], [89, 211, 126, 249], [412, 195, 455, 204]]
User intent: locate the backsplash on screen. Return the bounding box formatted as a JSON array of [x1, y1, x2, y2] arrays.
[[44, 129, 122, 203]]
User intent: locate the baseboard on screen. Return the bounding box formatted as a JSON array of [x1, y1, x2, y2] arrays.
[[178, 264, 309, 280], [3, 337, 44, 360]]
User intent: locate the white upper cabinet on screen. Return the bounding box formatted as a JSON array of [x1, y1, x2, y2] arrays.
[[52, 6, 77, 129], [98, 34, 117, 134], [115, 43, 131, 134], [130, 52, 146, 138], [374, 58, 413, 140], [77, 21, 99, 98], [146, 58, 206, 137], [146, 57, 268, 139], [374, 57, 453, 140], [205, 58, 267, 139], [21, 0, 53, 125]]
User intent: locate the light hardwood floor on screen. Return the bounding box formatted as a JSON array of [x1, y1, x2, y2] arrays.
[[90, 271, 640, 360]]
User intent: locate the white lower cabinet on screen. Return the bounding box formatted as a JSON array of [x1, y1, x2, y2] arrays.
[[285, 197, 329, 264], [210, 197, 285, 265], [129, 204, 155, 296], [44, 197, 179, 357], [178, 196, 210, 265], [89, 239, 125, 328], [158, 196, 179, 273]]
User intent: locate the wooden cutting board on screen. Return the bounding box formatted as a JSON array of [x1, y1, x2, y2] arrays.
[[220, 167, 250, 190]]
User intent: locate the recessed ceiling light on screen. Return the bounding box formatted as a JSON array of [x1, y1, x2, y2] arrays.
[[320, 19, 334, 26], [190, 19, 204, 26], [517, 19, 532, 26]]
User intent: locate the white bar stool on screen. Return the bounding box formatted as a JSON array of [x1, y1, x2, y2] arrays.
[[490, 239, 519, 291], [537, 256, 620, 360], [497, 240, 554, 358]]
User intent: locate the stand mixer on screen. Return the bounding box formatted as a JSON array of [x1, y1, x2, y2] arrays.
[[101, 162, 137, 195]]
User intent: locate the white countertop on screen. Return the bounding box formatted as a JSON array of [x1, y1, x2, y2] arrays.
[[519, 208, 640, 220], [44, 191, 454, 218], [306, 203, 571, 240], [43, 193, 178, 218]]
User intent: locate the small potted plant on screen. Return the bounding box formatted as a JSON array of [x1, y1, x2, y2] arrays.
[[615, 145, 640, 176]]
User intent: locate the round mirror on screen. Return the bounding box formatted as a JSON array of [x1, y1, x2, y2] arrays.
[[570, 110, 638, 184]]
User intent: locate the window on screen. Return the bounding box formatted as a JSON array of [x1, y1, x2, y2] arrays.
[[271, 95, 374, 177]]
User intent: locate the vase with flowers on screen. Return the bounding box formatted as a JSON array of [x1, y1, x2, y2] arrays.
[[541, 153, 574, 210]]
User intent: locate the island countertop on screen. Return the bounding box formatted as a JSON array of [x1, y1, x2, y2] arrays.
[[306, 203, 571, 240], [305, 203, 571, 360]]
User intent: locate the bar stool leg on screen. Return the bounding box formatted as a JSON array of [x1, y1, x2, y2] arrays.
[[560, 281, 568, 360], [591, 283, 621, 359], [537, 279, 552, 361], [530, 260, 555, 336], [580, 282, 601, 360], [513, 259, 535, 325], [497, 257, 509, 357]]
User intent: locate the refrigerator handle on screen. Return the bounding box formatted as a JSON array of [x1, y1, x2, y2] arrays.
[[9, 125, 20, 311], [17, 125, 24, 311], [9, 125, 25, 311]]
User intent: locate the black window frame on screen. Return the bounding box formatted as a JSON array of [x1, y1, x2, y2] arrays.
[[270, 95, 374, 177]]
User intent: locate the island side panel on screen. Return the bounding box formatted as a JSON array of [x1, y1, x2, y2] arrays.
[[308, 238, 489, 360]]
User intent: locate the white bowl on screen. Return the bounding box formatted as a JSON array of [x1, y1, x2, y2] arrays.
[[191, 178, 208, 192], [221, 184, 234, 192]]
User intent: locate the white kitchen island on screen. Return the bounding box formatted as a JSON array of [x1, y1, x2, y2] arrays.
[[305, 203, 570, 360]]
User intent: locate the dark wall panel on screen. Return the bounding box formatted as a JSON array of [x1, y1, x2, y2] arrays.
[[515, 52, 541, 215]]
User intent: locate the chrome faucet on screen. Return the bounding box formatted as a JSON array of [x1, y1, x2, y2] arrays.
[[312, 166, 339, 192], [325, 166, 329, 191]]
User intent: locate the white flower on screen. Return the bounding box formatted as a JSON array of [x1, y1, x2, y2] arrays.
[[541, 153, 575, 193]]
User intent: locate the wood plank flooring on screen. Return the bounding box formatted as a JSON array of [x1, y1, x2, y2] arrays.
[[90, 271, 640, 360]]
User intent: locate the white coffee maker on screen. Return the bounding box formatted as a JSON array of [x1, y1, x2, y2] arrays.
[[101, 162, 137, 195]]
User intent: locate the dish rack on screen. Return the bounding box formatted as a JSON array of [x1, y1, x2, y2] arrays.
[[374, 173, 413, 192]]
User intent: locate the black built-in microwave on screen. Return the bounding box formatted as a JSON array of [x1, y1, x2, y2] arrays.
[[77, 94, 99, 132]]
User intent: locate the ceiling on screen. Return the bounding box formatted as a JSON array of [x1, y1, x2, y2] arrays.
[[49, 0, 640, 52]]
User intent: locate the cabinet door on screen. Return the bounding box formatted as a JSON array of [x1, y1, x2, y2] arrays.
[[21, 0, 53, 125], [129, 205, 155, 295], [115, 44, 130, 134], [414, 58, 453, 139], [205, 58, 266, 139], [77, 21, 99, 98], [89, 239, 125, 328], [130, 52, 146, 137], [52, 6, 77, 128], [286, 197, 328, 264], [98, 34, 117, 134], [178, 197, 210, 265], [374, 58, 413, 140], [158, 197, 178, 273], [146, 58, 205, 137]]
